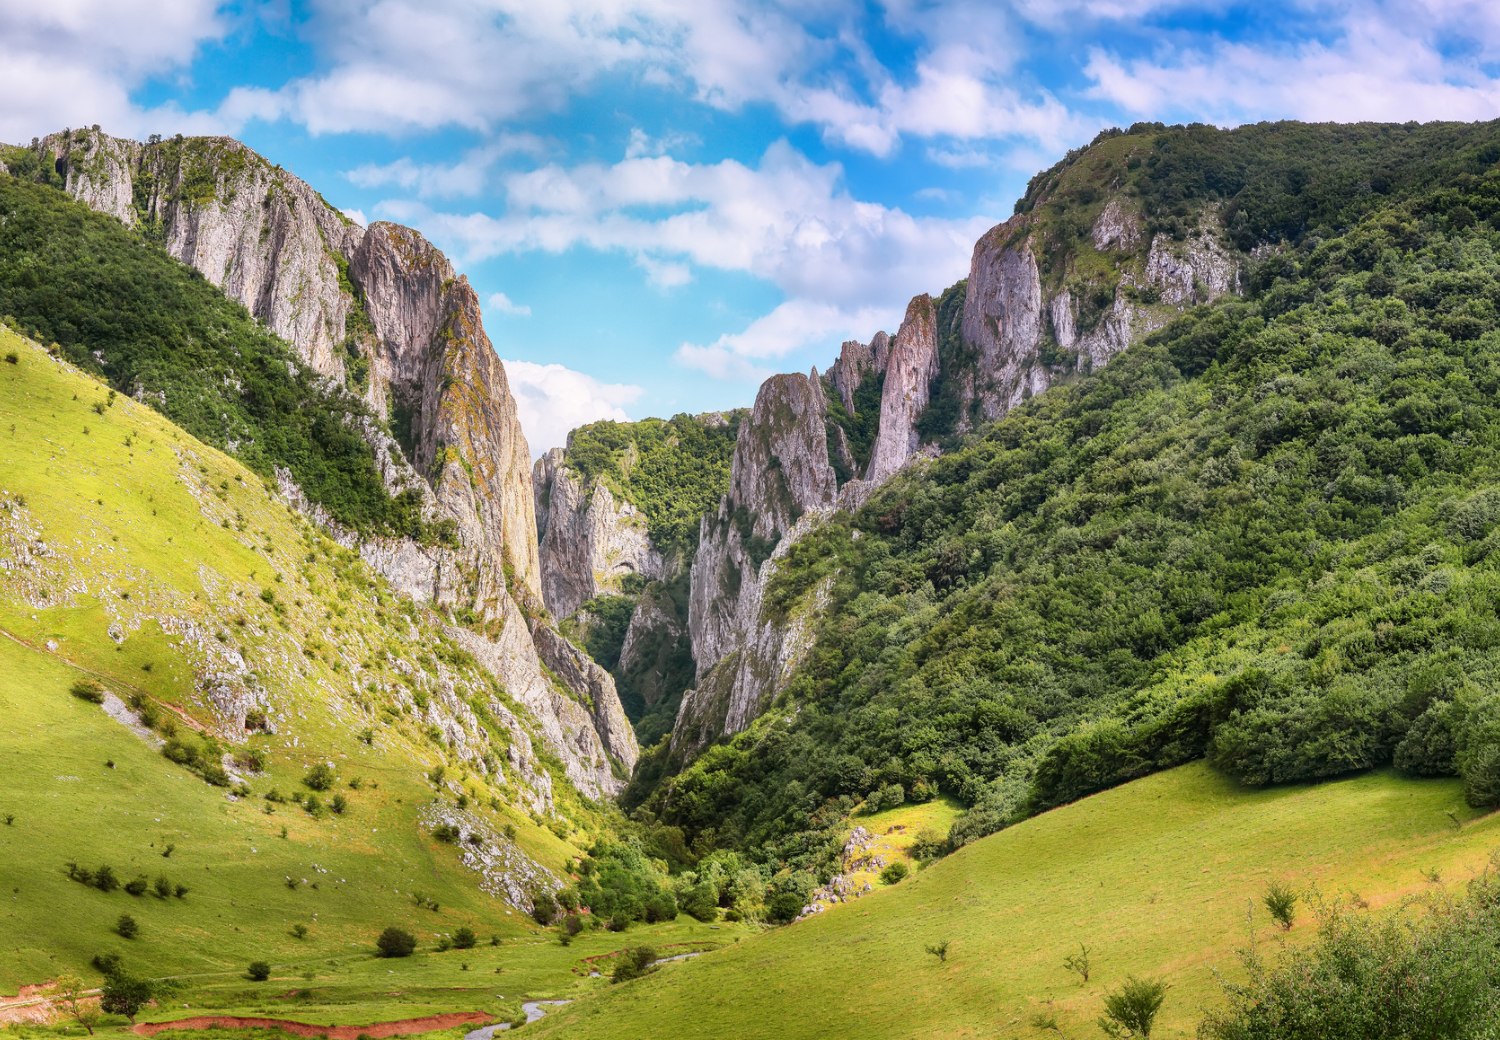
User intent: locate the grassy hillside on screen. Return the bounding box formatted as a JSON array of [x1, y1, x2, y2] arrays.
[[646, 123, 1500, 872], [534, 764, 1500, 1040], [0, 170, 414, 535], [0, 325, 591, 993]]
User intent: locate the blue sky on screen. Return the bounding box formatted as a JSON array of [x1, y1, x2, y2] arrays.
[[6, 1, 1500, 453]]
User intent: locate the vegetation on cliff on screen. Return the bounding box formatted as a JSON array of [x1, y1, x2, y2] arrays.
[[564, 413, 740, 560], [0, 171, 416, 535], [642, 120, 1500, 869]]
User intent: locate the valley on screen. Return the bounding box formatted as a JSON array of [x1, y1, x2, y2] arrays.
[[7, 113, 1500, 1039]]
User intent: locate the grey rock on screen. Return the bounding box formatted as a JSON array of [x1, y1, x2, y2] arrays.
[[533, 448, 662, 620]]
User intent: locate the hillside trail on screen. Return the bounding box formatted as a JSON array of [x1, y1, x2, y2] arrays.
[[0, 983, 101, 1026]]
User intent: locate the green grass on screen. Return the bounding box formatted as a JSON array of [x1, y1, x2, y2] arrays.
[[531, 764, 1500, 1040], [0, 327, 596, 993]]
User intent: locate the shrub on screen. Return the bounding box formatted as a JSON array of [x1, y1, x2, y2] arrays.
[[303, 763, 336, 791], [247, 961, 271, 981], [452, 926, 476, 950], [611, 946, 658, 984], [432, 824, 461, 843], [531, 888, 561, 930], [92, 865, 120, 892], [99, 970, 153, 1022], [1264, 882, 1298, 930], [124, 876, 148, 897], [115, 914, 139, 939], [1063, 942, 1091, 984], [3, 351, 17, 364], [330, 794, 348, 815], [1100, 976, 1168, 1039], [291, 924, 309, 940], [1202, 876, 1500, 1039], [70, 679, 106, 704], [376, 927, 417, 958], [880, 862, 910, 885], [925, 939, 950, 962]]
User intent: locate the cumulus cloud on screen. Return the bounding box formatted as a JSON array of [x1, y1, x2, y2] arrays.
[[486, 292, 532, 317], [502, 360, 643, 457], [0, 0, 229, 141], [210, 0, 1082, 158], [383, 140, 990, 377], [345, 135, 547, 199], [1084, 3, 1500, 125]]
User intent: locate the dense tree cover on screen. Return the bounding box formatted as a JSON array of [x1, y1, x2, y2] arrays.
[[1201, 875, 1500, 1039], [565, 413, 741, 560], [0, 172, 418, 534], [642, 141, 1500, 869]]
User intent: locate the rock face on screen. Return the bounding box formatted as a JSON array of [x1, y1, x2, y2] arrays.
[[662, 191, 1246, 763], [864, 294, 939, 486], [34, 127, 635, 796], [533, 447, 663, 620], [672, 373, 839, 754]]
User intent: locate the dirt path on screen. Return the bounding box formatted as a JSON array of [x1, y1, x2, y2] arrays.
[[0, 983, 101, 1026], [132, 1012, 494, 1038]]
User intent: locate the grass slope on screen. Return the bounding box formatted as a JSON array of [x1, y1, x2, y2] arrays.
[[534, 764, 1499, 1040], [0, 326, 584, 992]]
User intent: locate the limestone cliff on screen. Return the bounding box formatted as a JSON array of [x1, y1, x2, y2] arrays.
[[672, 373, 839, 755], [533, 447, 663, 620], [661, 169, 1247, 764], [34, 127, 635, 796]]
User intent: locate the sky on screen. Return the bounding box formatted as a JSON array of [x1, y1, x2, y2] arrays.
[[5, 1, 1500, 454]]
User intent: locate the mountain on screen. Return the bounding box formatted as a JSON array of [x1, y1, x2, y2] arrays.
[[612, 118, 1500, 862], [0, 321, 578, 987], [2, 128, 636, 796]]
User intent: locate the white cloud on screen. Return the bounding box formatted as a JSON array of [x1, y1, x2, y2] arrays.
[[345, 136, 547, 199], [209, 0, 1080, 158], [382, 140, 990, 378], [486, 292, 532, 317], [341, 208, 369, 226], [1084, 4, 1500, 124], [0, 0, 229, 141], [502, 360, 643, 458]]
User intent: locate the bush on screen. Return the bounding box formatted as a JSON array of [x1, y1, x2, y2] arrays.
[[153, 876, 172, 899], [330, 793, 348, 815], [879, 862, 910, 885], [530, 890, 559, 926], [1202, 876, 1500, 1039], [247, 961, 271, 981], [92, 865, 119, 892], [70, 679, 106, 704], [115, 914, 139, 939], [1100, 976, 1168, 1039], [99, 969, 153, 1022], [303, 763, 336, 791], [925, 939, 950, 962], [376, 927, 416, 958], [124, 876, 148, 897], [432, 824, 461, 843], [1264, 882, 1298, 930], [3, 351, 17, 364], [611, 946, 658, 984], [452, 926, 476, 950]]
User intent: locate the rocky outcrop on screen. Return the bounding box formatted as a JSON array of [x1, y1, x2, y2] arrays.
[[687, 373, 837, 679], [663, 198, 1246, 762], [533, 448, 662, 620], [33, 127, 634, 796], [864, 294, 938, 486], [672, 374, 840, 755]]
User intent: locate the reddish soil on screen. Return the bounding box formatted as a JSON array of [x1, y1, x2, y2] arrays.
[[132, 1011, 494, 1038]]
